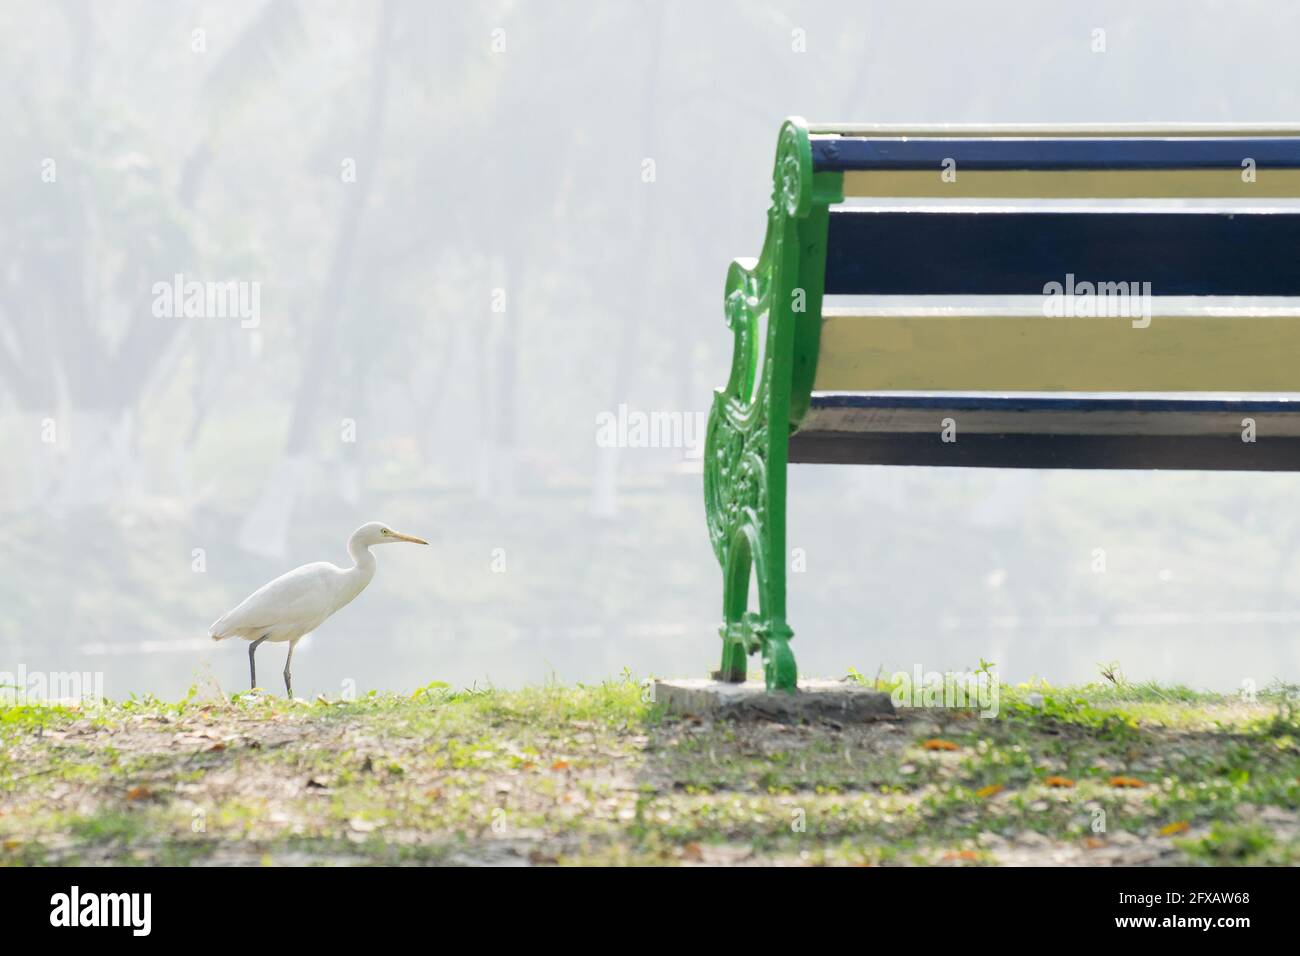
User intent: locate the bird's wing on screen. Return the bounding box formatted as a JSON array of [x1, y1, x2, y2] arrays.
[[209, 562, 340, 639]]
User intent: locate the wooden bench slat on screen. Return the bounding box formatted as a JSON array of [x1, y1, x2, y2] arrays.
[[814, 310, 1300, 392], [808, 123, 1300, 137], [840, 168, 1300, 198], [811, 136, 1300, 171], [817, 133, 1300, 197], [791, 394, 1300, 470], [801, 392, 1300, 433], [788, 431, 1300, 470], [823, 207, 1300, 297]]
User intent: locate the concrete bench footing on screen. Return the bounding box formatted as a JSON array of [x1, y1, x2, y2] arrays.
[[654, 678, 895, 722]]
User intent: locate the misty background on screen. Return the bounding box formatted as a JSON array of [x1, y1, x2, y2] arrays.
[[3, 0, 1300, 700]]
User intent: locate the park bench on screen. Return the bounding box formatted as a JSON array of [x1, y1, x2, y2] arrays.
[[704, 117, 1300, 691]]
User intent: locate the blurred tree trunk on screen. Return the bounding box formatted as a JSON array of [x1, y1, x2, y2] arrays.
[[238, 0, 395, 557], [591, 3, 665, 517], [476, 254, 518, 502]]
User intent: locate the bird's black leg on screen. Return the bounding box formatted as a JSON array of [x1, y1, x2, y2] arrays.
[[249, 634, 269, 691], [283, 641, 297, 700]]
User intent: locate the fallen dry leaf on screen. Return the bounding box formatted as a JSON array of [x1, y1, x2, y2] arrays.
[[942, 850, 980, 861], [975, 784, 1004, 799], [680, 842, 704, 861], [551, 760, 571, 771], [922, 739, 960, 752], [1109, 776, 1145, 789], [125, 786, 152, 802], [1044, 776, 1075, 788], [1082, 837, 1107, 849], [1159, 821, 1190, 836]]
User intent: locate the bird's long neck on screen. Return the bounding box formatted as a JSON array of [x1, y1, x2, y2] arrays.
[[346, 535, 378, 585]]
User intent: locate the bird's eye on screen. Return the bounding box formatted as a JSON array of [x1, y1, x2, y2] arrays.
[[381, 528, 391, 535]]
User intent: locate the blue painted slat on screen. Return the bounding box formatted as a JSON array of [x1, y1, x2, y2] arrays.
[[823, 208, 1300, 296], [787, 432, 1300, 471], [811, 137, 1300, 171]]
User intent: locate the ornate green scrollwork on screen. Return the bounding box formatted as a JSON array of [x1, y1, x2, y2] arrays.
[[703, 117, 823, 693]]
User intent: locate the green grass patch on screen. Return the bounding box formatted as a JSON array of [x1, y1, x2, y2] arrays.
[[0, 677, 1296, 866]]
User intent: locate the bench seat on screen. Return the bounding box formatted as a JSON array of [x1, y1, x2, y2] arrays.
[[792, 393, 1300, 470]]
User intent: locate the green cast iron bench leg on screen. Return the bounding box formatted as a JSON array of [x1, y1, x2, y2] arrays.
[[703, 118, 840, 693]]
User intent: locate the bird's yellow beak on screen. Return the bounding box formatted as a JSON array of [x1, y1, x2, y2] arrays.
[[391, 531, 429, 545]]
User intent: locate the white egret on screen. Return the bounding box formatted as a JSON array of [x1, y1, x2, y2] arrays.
[[209, 521, 428, 697]]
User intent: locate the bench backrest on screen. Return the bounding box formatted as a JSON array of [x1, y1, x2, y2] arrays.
[[808, 123, 1300, 394]]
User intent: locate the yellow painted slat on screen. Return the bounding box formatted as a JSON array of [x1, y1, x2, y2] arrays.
[[841, 168, 1300, 199], [814, 311, 1300, 392]]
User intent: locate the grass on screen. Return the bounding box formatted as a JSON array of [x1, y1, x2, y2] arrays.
[[0, 676, 1297, 866]]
